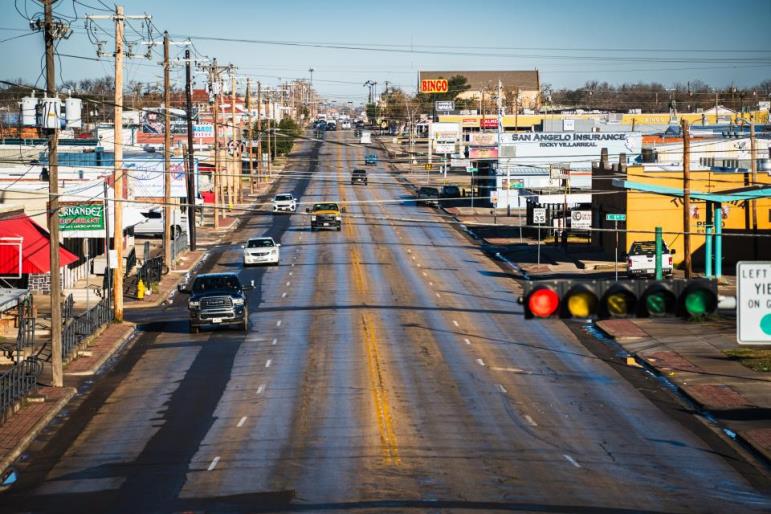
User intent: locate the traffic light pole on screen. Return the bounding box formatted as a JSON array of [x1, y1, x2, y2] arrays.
[[655, 226, 663, 280], [614, 220, 619, 281]]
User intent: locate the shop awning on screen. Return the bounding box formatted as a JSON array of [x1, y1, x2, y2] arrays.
[[0, 216, 79, 275]]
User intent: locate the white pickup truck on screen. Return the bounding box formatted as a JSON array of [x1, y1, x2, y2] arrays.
[[626, 240, 674, 278]]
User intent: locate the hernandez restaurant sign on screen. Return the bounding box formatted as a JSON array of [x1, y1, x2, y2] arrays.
[[59, 203, 104, 231]]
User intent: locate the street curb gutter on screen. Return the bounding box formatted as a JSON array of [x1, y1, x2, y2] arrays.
[[0, 387, 76, 478], [592, 322, 771, 469]]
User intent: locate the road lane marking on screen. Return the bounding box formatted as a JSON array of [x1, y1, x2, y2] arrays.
[[276, 320, 282, 327], [207, 456, 220, 471], [563, 455, 581, 468], [422, 272, 427, 277], [476, 358, 485, 367], [452, 320, 459, 327], [490, 366, 527, 373], [271, 338, 277, 345], [289, 271, 293, 276], [525, 415, 538, 427], [429, 282, 434, 286], [265, 359, 272, 368], [496, 384, 507, 393], [257, 384, 265, 395], [435, 292, 441, 298], [286, 281, 291, 287], [281, 292, 287, 298], [464, 338, 471, 345], [237, 416, 247, 427]]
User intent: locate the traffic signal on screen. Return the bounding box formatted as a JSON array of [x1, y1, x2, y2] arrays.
[[521, 279, 717, 320]]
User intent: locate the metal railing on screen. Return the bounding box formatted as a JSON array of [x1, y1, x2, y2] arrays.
[[125, 247, 137, 278], [138, 256, 165, 288], [63, 293, 74, 320], [171, 232, 189, 261], [62, 296, 112, 362], [0, 357, 43, 425]]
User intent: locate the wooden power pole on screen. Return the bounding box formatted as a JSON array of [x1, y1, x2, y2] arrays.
[[112, 5, 126, 320], [681, 119, 692, 279], [246, 78, 254, 193], [212, 59, 221, 229], [43, 0, 63, 387], [162, 31, 172, 269], [230, 66, 237, 209], [184, 48, 196, 250], [257, 81, 262, 183], [750, 122, 758, 258]]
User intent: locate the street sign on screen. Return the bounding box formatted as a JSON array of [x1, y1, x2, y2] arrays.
[[424, 163, 432, 171], [533, 208, 547, 224], [737, 261, 771, 345], [605, 213, 626, 222], [466, 166, 478, 173], [435, 100, 454, 112], [571, 210, 592, 229]]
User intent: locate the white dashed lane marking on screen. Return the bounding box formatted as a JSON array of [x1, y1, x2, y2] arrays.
[[276, 320, 282, 327], [496, 384, 507, 393], [272, 338, 277, 345], [265, 359, 272, 368], [476, 358, 485, 367], [237, 416, 247, 427], [257, 384, 265, 395], [563, 455, 581, 468], [207, 456, 220, 471], [281, 292, 287, 298], [452, 320, 459, 327], [525, 415, 538, 427], [464, 338, 471, 345]]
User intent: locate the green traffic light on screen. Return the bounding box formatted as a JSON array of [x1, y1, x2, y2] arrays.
[[646, 292, 667, 315], [684, 289, 711, 316]]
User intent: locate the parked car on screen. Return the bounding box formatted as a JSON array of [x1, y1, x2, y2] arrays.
[[178, 272, 254, 333], [326, 121, 337, 131], [242, 237, 280, 266], [626, 241, 675, 278], [351, 168, 368, 185], [134, 208, 185, 238], [306, 202, 345, 231], [272, 193, 297, 213], [439, 185, 462, 206], [364, 153, 377, 165], [416, 186, 440, 207]]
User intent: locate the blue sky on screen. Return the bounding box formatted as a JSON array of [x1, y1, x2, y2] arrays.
[[2, 0, 770, 103]]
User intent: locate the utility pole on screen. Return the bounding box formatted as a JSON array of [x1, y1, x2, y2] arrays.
[[43, 0, 63, 387], [162, 31, 172, 269], [87, 6, 149, 321], [682, 119, 692, 278], [750, 122, 758, 258], [257, 81, 262, 183], [229, 65, 237, 208], [184, 48, 196, 250], [266, 91, 272, 179], [211, 58, 221, 229], [246, 78, 254, 193]]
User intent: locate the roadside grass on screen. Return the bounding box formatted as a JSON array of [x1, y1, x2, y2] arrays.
[[723, 348, 771, 373]]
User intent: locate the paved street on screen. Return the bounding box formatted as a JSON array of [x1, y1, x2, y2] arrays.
[[3, 132, 770, 513]]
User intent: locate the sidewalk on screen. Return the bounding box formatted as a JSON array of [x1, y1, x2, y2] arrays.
[[597, 317, 771, 463]]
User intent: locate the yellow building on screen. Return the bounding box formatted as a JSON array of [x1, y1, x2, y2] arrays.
[[593, 162, 771, 273]]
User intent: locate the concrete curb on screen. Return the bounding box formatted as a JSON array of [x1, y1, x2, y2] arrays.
[[592, 322, 771, 467], [124, 251, 208, 310], [65, 322, 136, 377], [0, 386, 76, 477]]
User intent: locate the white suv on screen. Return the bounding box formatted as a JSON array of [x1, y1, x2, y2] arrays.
[[272, 193, 297, 213], [243, 237, 280, 266]]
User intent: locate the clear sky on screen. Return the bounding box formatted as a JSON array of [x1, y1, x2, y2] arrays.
[[2, 0, 770, 104]]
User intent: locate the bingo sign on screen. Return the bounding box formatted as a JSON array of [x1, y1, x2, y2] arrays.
[[420, 79, 449, 94]]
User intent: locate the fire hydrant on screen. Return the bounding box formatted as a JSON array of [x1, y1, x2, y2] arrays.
[[137, 279, 146, 300]]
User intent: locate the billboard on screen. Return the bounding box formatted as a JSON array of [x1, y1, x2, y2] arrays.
[[127, 157, 191, 198], [420, 79, 449, 94], [499, 132, 641, 170], [430, 122, 461, 155]]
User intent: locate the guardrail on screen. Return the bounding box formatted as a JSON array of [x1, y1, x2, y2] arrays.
[[0, 357, 43, 425], [62, 296, 112, 363]]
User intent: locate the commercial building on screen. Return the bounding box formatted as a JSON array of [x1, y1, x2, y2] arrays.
[[419, 70, 541, 111]]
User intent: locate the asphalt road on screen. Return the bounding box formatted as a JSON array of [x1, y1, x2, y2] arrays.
[[3, 131, 770, 513]]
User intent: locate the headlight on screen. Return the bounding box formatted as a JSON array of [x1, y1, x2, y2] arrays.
[[188, 300, 199, 308], [335, 216, 341, 221], [232, 297, 245, 306], [311, 215, 317, 221]]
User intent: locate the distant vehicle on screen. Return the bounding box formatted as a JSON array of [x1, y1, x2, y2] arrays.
[[178, 272, 254, 333], [364, 153, 377, 165], [317, 120, 327, 130], [134, 208, 185, 238], [439, 185, 462, 206], [242, 237, 280, 266], [351, 168, 368, 185], [416, 186, 440, 207], [627, 241, 674, 278], [354, 120, 364, 128], [360, 131, 372, 144], [272, 193, 296, 213], [341, 120, 351, 130], [306, 202, 345, 231], [325, 121, 337, 131]]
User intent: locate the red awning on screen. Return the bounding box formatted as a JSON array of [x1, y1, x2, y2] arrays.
[[0, 216, 79, 275]]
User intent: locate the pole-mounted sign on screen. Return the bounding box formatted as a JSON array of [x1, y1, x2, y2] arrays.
[[420, 79, 449, 94]]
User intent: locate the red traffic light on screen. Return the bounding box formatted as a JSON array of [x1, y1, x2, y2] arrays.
[[528, 287, 560, 318]]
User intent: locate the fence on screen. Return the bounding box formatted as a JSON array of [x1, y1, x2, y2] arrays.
[[0, 357, 43, 425], [62, 295, 112, 363], [171, 232, 189, 261], [138, 256, 165, 288]]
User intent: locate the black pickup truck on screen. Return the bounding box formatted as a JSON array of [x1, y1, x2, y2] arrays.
[[351, 168, 368, 185], [416, 186, 440, 207], [178, 272, 254, 333]]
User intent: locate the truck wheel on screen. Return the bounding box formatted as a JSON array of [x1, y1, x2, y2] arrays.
[[336, 226, 341, 231]]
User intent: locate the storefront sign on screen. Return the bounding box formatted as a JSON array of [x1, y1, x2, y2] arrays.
[[571, 210, 592, 229], [469, 147, 498, 159], [420, 79, 449, 93], [435, 101, 455, 112], [480, 117, 498, 129], [59, 203, 104, 231], [469, 133, 497, 146], [461, 117, 479, 127]]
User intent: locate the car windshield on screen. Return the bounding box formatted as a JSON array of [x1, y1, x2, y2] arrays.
[[313, 203, 338, 211], [247, 239, 274, 248], [275, 194, 293, 201], [630, 242, 668, 255], [352, 169, 366, 174], [420, 187, 439, 195], [192, 275, 241, 293], [443, 186, 460, 195]]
